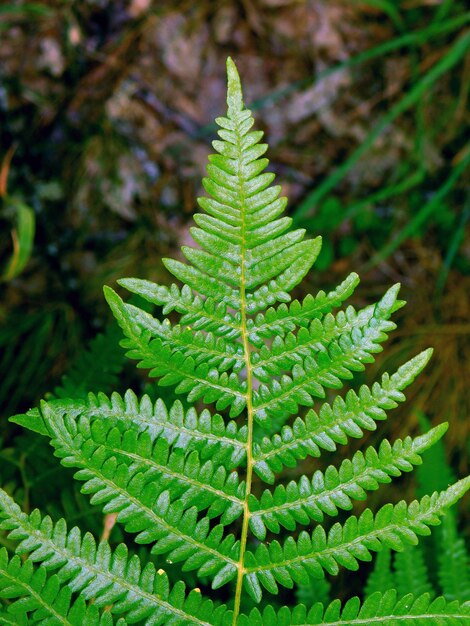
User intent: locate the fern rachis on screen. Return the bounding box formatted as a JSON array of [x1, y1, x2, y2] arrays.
[[1, 58, 469, 625]]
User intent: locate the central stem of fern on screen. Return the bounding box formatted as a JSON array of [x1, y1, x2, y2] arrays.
[[232, 285, 253, 624], [232, 295, 253, 624], [232, 123, 254, 626]]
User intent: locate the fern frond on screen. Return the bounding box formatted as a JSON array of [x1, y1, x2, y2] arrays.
[[109, 297, 245, 372], [243, 478, 470, 601], [0, 493, 228, 625], [237, 591, 470, 625], [13, 391, 247, 467], [120, 271, 360, 345], [105, 58, 324, 419], [3, 57, 470, 626], [416, 415, 469, 601], [242, 235, 321, 314], [117, 279, 242, 338], [53, 322, 125, 399], [248, 424, 448, 539], [251, 291, 396, 382], [416, 413, 456, 497], [105, 286, 248, 417], [251, 284, 400, 426], [56, 411, 245, 524], [394, 544, 432, 598], [437, 512, 470, 601], [161, 71, 321, 313], [252, 349, 433, 482], [296, 576, 331, 609], [248, 272, 360, 342], [0, 549, 122, 626], [36, 402, 240, 585], [0, 613, 28, 626]]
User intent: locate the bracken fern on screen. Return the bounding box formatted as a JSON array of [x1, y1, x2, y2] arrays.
[[1, 58, 469, 625]]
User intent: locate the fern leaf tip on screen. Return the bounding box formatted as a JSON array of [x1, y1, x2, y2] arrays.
[[432, 421, 449, 439], [9, 407, 48, 436], [405, 348, 433, 375], [103, 285, 119, 305], [419, 346, 434, 365], [413, 422, 449, 453], [386, 282, 401, 300], [226, 56, 243, 113], [440, 476, 470, 508]]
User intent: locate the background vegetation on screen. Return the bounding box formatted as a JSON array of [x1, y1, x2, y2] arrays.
[[0, 0, 468, 600]]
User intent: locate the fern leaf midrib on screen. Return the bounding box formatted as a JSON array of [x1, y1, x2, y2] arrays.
[[104, 441, 244, 507], [74, 399, 248, 457], [130, 330, 247, 400], [251, 436, 427, 522], [283, 614, 470, 626], [167, 299, 375, 376], [46, 415, 239, 568], [233, 161, 254, 626], [246, 490, 458, 576], [0, 563, 71, 626], [0, 500, 218, 625], [252, 306, 374, 373]]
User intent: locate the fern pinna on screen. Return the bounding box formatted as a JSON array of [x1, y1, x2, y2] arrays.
[[1, 58, 469, 625]]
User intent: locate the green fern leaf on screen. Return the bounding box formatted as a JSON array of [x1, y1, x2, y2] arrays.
[[12, 391, 247, 467], [248, 272, 360, 341], [394, 544, 433, 598], [250, 284, 400, 426], [416, 413, 469, 602], [116, 279, 242, 338], [364, 548, 395, 597], [3, 57, 470, 626], [251, 289, 399, 382], [244, 478, 470, 600], [49, 404, 245, 524], [105, 286, 248, 417], [437, 512, 470, 601], [36, 402, 240, 584], [53, 322, 126, 399], [248, 424, 448, 539], [107, 297, 245, 372], [237, 590, 470, 625], [0, 492, 228, 625], [296, 576, 331, 610], [0, 548, 124, 625], [252, 349, 433, 482]]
